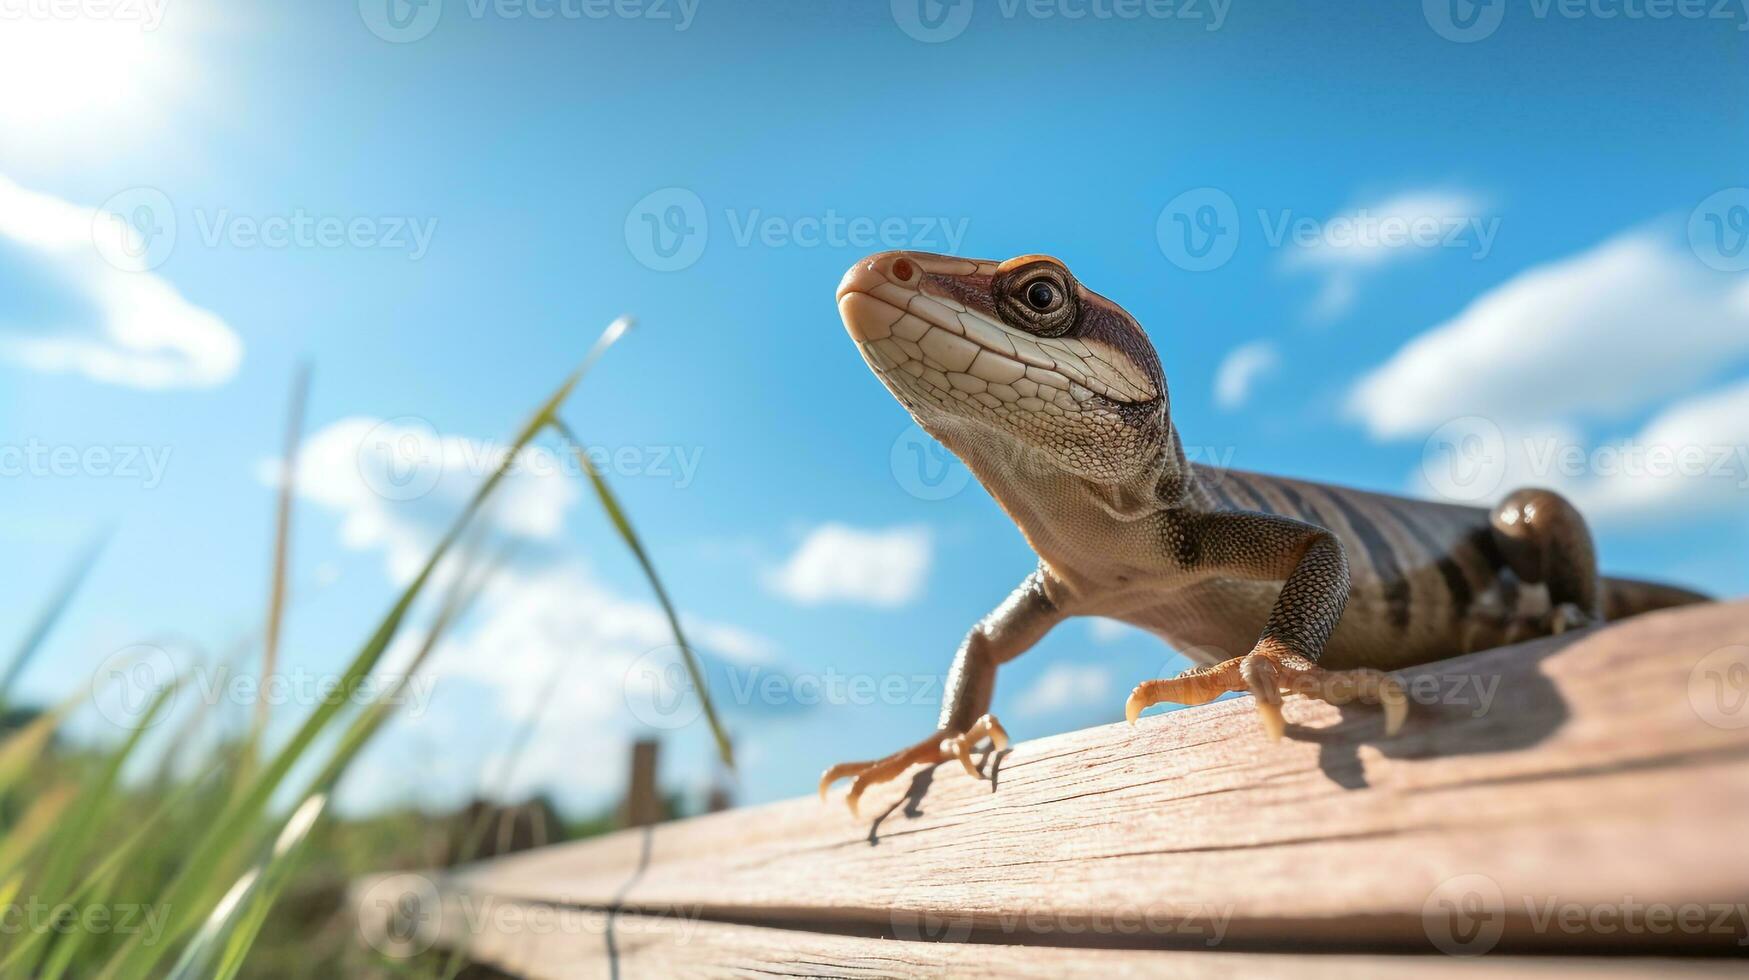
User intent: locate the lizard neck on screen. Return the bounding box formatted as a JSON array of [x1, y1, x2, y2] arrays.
[[944, 416, 1195, 584]]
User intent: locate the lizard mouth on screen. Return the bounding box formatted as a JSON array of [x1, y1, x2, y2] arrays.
[[836, 252, 1156, 414]]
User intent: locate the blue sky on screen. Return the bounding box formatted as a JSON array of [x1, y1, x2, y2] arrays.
[[0, 0, 1745, 815]]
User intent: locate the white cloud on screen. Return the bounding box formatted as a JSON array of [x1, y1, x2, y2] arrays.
[[0, 174, 241, 389], [1413, 379, 1749, 527], [764, 524, 931, 607], [1087, 617, 1140, 643], [1014, 663, 1112, 718], [1571, 379, 1749, 519], [1349, 230, 1749, 440], [1213, 341, 1280, 411], [266, 416, 580, 584], [1283, 189, 1492, 321]]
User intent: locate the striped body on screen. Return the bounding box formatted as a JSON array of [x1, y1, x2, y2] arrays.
[[1133, 467, 1543, 671]]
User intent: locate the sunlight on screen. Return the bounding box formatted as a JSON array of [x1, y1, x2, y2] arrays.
[[0, 11, 177, 143]]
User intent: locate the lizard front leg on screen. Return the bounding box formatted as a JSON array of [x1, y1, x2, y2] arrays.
[[819, 567, 1064, 816], [1125, 513, 1408, 740]]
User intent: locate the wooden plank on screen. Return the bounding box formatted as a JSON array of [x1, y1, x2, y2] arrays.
[[350, 891, 1741, 979], [358, 601, 1749, 966]]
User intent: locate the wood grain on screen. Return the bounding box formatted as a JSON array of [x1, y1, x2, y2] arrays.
[[355, 601, 1749, 973]]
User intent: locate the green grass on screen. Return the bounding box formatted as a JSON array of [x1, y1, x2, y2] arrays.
[[0, 319, 732, 977]]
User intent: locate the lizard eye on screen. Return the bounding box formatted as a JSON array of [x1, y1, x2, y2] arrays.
[[995, 260, 1077, 337]]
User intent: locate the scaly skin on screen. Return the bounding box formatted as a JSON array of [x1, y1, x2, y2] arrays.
[[820, 250, 1709, 815]]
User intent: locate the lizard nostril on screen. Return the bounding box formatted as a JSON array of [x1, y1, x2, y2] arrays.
[[890, 257, 916, 283]]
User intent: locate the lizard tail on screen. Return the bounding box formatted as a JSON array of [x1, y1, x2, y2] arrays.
[[1601, 576, 1711, 621]]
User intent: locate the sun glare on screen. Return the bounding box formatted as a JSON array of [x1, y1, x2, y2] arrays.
[[0, 12, 177, 142]]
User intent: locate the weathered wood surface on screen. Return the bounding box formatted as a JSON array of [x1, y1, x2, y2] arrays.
[[356, 601, 1749, 974], [352, 904, 1743, 979]]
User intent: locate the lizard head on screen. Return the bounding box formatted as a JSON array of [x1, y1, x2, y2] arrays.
[[837, 250, 1169, 490]]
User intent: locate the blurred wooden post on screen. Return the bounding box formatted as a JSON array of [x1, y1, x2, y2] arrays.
[[619, 738, 662, 828], [705, 784, 733, 813]]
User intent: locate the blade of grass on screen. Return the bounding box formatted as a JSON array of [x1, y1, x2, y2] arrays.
[[173, 793, 328, 980], [0, 684, 93, 797], [205, 557, 501, 978], [97, 320, 632, 980], [14, 681, 179, 969], [246, 363, 311, 775], [0, 530, 107, 711], [1, 765, 222, 978], [553, 416, 733, 768], [0, 782, 76, 877]]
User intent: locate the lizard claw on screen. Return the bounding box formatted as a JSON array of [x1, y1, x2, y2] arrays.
[[818, 714, 1010, 817], [1125, 644, 1409, 740], [1124, 687, 1148, 727]]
